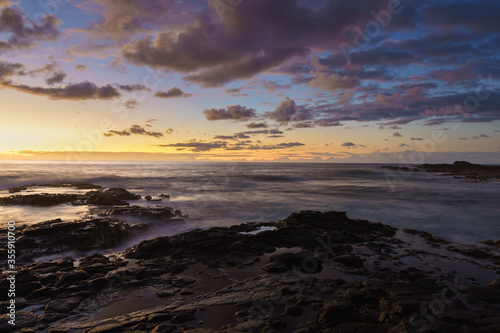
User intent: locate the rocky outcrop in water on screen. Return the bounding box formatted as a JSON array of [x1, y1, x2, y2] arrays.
[[0, 184, 141, 207]]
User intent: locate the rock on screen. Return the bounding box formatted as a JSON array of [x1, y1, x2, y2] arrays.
[[334, 255, 364, 268], [78, 263, 108, 276], [285, 305, 302, 316], [16, 281, 42, 297], [86, 188, 140, 206], [170, 312, 195, 324], [0, 311, 37, 332], [346, 287, 366, 305], [8, 185, 27, 193], [39, 310, 68, 325], [58, 257, 75, 268], [88, 277, 109, 292], [151, 323, 176, 332], [0, 193, 80, 206], [46, 296, 83, 312], [403, 229, 449, 244], [26, 287, 61, 300], [317, 301, 355, 327], [54, 270, 90, 288], [491, 279, 500, 289], [467, 285, 500, 303]]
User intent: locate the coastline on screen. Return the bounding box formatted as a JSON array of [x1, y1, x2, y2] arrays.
[[1, 185, 499, 332]]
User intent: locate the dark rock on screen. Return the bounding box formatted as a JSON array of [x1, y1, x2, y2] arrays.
[[403, 229, 449, 244], [0, 311, 37, 332], [39, 310, 68, 325], [170, 312, 195, 324], [467, 285, 500, 304], [45, 296, 83, 313], [334, 255, 364, 268], [78, 263, 108, 276], [16, 281, 42, 297], [0, 193, 80, 206], [86, 188, 140, 206], [58, 257, 75, 268], [317, 301, 355, 327], [285, 305, 302, 316], [54, 270, 90, 288], [26, 287, 61, 300]]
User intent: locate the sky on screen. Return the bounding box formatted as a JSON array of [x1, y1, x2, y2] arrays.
[[0, 0, 499, 163]]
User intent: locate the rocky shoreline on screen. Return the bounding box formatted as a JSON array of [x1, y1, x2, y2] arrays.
[[383, 161, 500, 182], [1, 184, 499, 333]]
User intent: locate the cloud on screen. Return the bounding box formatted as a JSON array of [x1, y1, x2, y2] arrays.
[[0, 6, 61, 51], [265, 97, 313, 125], [157, 141, 227, 152], [410, 138, 423, 141], [74, 65, 87, 71], [203, 105, 256, 121], [124, 99, 139, 110], [0, 80, 121, 100], [431, 68, 475, 83], [76, 0, 203, 40], [46, 72, 66, 85], [246, 122, 268, 129], [117, 84, 150, 92], [341, 142, 366, 149], [309, 72, 360, 92], [459, 137, 468, 140], [294, 122, 315, 128], [393, 132, 403, 137], [154, 87, 192, 98], [120, 0, 393, 86], [472, 134, 490, 139], [104, 125, 163, 138], [0, 60, 23, 79], [246, 142, 305, 150]]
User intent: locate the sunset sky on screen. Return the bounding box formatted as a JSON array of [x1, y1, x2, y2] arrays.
[[1, 0, 499, 162]]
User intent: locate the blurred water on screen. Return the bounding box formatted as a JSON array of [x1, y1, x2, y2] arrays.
[[0, 160, 499, 243]]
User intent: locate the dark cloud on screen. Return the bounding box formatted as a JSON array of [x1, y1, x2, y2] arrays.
[[105, 125, 163, 138], [459, 137, 468, 140], [0, 6, 61, 51], [124, 99, 139, 109], [154, 87, 192, 98], [399, 144, 410, 148], [0, 80, 121, 100], [117, 84, 150, 92], [157, 141, 227, 152], [74, 65, 87, 71], [294, 122, 314, 128], [246, 122, 268, 129], [0, 60, 23, 78], [265, 98, 312, 125], [393, 132, 403, 137], [121, 0, 397, 86], [77, 0, 204, 40], [410, 138, 423, 141], [203, 105, 256, 121], [46, 72, 66, 85], [341, 142, 366, 149], [247, 142, 305, 150]]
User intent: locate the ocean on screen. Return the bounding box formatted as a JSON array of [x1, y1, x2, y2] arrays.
[[1, 161, 499, 245]]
